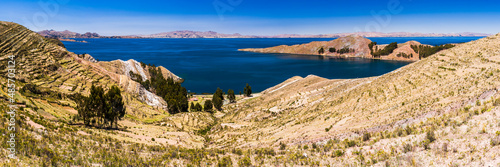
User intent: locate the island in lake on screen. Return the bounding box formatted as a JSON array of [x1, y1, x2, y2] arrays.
[[239, 35, 456, 61]]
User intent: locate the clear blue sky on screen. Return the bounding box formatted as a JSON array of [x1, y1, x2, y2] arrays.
[[1, 0, 499, 35]]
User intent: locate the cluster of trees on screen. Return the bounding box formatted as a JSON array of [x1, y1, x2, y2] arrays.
[[411, 44, 455, 59], [328, 47, 355, 54], [190, 102, 203, 112], [130, 65, 188, 114], [189, 84, 250, 113], [131, 63, 254, 114], [243, 83, 252, 97], [368, 42, 377, 54], [75, 85, 125, 128], [189, 100, 214, 112], [371, 42, 398, 57], [396, 53, 413, 58]]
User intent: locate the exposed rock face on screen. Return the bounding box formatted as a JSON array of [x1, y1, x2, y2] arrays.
[[99, 59, 183, 83]]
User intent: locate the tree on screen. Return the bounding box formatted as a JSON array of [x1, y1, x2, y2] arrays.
[[329, 47, 336, 53], [318, 47, 325, 54], [213, 88, 224, 111], [243, 83, 252, 97], [195, 103, 202, 112], [190, 102, 196, 112], [204, 100, 213, 113], [75, 93, 91, 125], [227, 89, 236, 103], [88, 85, 106, 126], [105, 85, 125, 128]]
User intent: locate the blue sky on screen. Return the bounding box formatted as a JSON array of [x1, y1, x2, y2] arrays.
[[1, 0, 499, 35]]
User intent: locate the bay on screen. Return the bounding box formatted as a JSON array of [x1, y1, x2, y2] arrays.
[[63, 37, 482, 94]]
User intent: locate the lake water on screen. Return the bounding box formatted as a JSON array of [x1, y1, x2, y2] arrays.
[[62, 37, 483, 94]]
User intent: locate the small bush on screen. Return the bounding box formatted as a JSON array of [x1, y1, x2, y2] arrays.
[[344, 139, 356, 148], [279, 142, 286, 150], [362, 133, 371, 141], [333, 150, 344, 157], [442, 143, 448, 152], [403, 143, 413, 153], [491, 136, 500, 146], [494, 98, 500, 106], [237, 156, 252, 167], [218, 156, 232, 167], [426, 130, 436, 143]]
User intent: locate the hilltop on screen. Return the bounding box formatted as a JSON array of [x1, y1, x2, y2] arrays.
[[2, 21, 500, 166]]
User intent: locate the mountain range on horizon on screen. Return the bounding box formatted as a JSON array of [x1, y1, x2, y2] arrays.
[[37, 29, 492, 39]]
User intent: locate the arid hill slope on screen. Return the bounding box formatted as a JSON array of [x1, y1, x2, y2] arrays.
[[212, 33, 500, 165]]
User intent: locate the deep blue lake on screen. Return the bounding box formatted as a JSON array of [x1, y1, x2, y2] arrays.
[[63, 37, 483, 94]]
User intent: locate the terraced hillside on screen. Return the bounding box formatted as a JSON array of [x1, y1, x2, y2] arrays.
[[1, 21, 499, 166], [0, 22, 216, 166]]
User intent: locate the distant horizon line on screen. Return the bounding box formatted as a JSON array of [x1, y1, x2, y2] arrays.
[[37, 28, 493, 38]]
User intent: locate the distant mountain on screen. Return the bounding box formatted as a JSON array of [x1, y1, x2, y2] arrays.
[[38, 29, 491, 39], [266, 32, 491, 38], [140, 31, 490, 38], [139, 30, 257, 38], [38, 29, 100, 38]]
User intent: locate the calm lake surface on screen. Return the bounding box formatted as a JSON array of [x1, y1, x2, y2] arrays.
[[63, 37, 483, 94]]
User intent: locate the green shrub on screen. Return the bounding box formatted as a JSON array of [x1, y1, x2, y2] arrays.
[[218, 156, 232, 167], [279, 142, 286, 150], [491, 136, 500, 146], [403, 143, 413, 153], [344, 139, 356, 148], [494, 98, 500, 106], [333, 150, 344, 157], [238, 156, 252, 166], [426, 130, 436, 143], [362, 133, 371, 141]]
